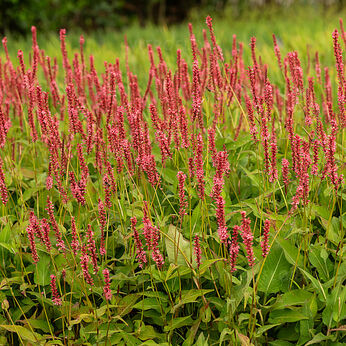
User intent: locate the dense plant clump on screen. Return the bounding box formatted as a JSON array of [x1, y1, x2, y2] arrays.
[[0, 16, 345, 345]]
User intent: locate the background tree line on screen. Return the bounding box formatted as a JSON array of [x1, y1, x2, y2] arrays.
[[0, 0, 344, 36]]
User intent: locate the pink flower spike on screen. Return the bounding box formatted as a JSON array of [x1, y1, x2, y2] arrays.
[[229, 225, 240, 273], [0, 157, 8, 205], [151, 247, 164, 270], [177, 171, 188, 218], [98, 198, 107, 256], [131, 217, 147, 268], [50, 274, 62, 306], [281, 158, 290, 192], [80, 244, 93, 286], [46, 197, 65, 252], [216, 196, 228, 244], [40, 218, 52, 252], [193, 235, 202, 269], [86, 225, 99, 274], [240, 211, 255, 267], [102, 269, 112, 301], [260, 220, 270, 258], [26, 225, 39, 264]]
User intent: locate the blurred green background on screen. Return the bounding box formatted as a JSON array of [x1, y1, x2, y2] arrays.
[[0, 0, 345, 36], [1, 0, 345, 89]]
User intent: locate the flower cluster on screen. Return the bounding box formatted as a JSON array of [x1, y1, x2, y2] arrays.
[[2, 16, 344, 313], [50, 275, 62, 306]]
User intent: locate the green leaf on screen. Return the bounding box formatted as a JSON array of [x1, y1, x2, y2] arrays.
[[134, 321, 162, 341], [219, 328, 234, 345], [133, 298, 162, 312], [273, 290, 313, 310], [0, 242, 16, 253], [0, 325, 44, 343], [195, 331, 209, 346], [34, 253, 52, 286], [12, 301, 35, 323], [143, 310, 165, 327], [139, 341, 164, 346], [118, 331, 141, 345], [269, 341, 294, 346], [26, 319, 51, 333], [276, 236, 303, 267], [305, 333, 333, 345], [229, 269, 255, 316], [198, 259, 222, 276], [165, 224, 191, 267], [173, 289, 213, 313], [0, 276, 23, 289], [161, 167, 178, 185], [175, 289, 213, 305], [190, 202, 202, 233], [311, 205, 329, 220], [268, 309, 308, 324], [164, 315, 193, 332], [298, 300, 315, 345], [27, 291, 56, 306], [322, 282, 346, 329], [227, 133, 252, 149], [20, 187, 39, 204], [140, 291, 169, 302], [70, 313, 94, 326], [239, 165, 261, 188], [308, 246, 330, 282], [255, 324, 280, 337], [299, 269, 327, 302], [0, 223, 11, 243], [257, 244, 291, 294], [64, 201, 73, 213], [44, 341, 64, 346], [319, 217, 341, 244], [165, 263, 178, 281], [182, 318, 202, 346]]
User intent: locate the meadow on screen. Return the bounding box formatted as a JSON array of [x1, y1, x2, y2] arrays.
[[0, 6, 345, 345]]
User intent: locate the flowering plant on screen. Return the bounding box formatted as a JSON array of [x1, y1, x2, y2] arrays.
[[0, 15, 344, 345]]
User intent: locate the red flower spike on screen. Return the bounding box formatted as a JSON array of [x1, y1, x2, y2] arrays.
[[229, 225, 240, 273], [131, 216, 147, 268], [80, 244, 93, 286], [177, 171, 188, 218], [193, 235, 202, 269], [50, 275, 62, 306], [261, 220, 270, 258], [86, 224, 99, 274], [102, 269, 112, 301], [240, 212, 255, 267]]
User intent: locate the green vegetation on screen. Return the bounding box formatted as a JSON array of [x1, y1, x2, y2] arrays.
[[4, 6, 346, 79], [0, 6, 345, 345]]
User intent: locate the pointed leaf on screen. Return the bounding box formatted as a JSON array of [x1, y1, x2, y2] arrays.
[[257, 244, 291, 294], [273, 290, 313, 310], [299, 269, 327, 302], [268, 309, 308, 324], [276, 236, 303, 267], [0, 325, 44, 343], [34, 253, 52, 286], [165, 224, 191, 267], [164, 315, 193, 332]]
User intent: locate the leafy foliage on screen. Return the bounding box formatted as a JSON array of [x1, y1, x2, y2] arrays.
[[0, 9, 345, 346]]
